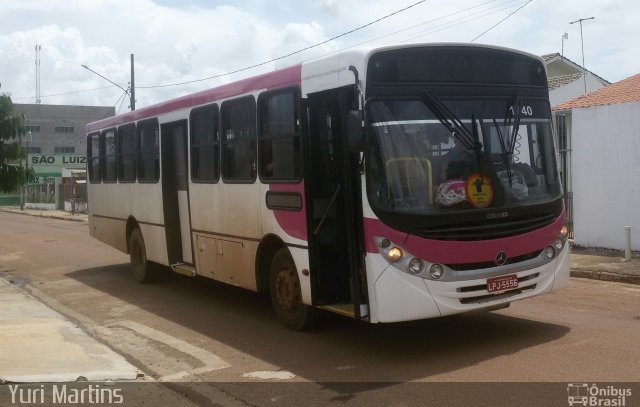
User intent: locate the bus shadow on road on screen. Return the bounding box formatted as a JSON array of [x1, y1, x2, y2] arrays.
[[66, 264, 570, 388]]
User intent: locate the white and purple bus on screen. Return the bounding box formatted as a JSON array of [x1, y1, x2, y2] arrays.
[[87, 43, 569, 330]]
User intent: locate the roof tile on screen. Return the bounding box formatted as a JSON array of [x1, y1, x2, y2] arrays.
[[553, 73, 640, 110], [548, 73, 583, 90]]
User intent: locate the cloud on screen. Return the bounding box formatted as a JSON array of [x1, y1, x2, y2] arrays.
[[1, 0, 638, 108]]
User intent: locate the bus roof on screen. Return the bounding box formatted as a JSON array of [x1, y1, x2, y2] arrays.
[[87, 63, 302, 133], [87, 42, 544, 133]]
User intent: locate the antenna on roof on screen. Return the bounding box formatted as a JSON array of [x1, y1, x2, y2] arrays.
[[35, 44, 42, 104], [561, 33, 568, 58], [570, 16, 595, 94]]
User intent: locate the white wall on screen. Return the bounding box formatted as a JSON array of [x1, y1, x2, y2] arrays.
[[550, 74, 607, 107], [572, 101, 640, 250]]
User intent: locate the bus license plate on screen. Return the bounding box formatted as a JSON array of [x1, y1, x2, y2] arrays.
[[487, 274, 518, 293]]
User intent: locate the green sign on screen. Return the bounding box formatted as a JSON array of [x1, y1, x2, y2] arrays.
[[27, 154, 86, 180], [29, 154, 86, 168]]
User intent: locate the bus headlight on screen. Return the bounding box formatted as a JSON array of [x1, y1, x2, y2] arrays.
[[545, 246, 556, 259], [374, 237, 447, 280], [408, 258, 423, 275], [430, 264, 444, 279], [553, 238, 564, 252], [387, 247, 403, 263]]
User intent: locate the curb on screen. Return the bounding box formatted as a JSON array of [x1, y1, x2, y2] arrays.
[[570, 268, 640, 285], [0, 209, 88, 223]]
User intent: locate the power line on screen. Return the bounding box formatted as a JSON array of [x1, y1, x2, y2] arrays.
[[137, 0, 429, 89], [398, 0, 525, 44], [12, 85, 113, 102], [12, 0, 532, 103], [470, 0, 533, 42], [300, 0, 504, 61]]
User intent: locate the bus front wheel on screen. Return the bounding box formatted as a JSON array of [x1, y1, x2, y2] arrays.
[[129, 228, 156, 284], [269, 248, 314, 331]]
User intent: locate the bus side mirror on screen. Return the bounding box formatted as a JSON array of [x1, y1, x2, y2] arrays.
[[348, 110, 364, 153]]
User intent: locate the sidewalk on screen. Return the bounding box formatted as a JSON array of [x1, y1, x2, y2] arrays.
[[0, 206, 88, 223], [570, 252, 640, 285], [0, 273, 139, 383], [0, 206, 638, 285]]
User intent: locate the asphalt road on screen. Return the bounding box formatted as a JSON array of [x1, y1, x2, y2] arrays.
[[1, 211, 639, 406]]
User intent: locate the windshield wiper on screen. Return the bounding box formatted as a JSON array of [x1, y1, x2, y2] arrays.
[[506, 92, 523, 157], [422, 92, 484, 178], [489, 92, 524, 188]]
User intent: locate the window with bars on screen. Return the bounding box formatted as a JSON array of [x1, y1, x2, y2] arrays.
[[54, 126, 75, 133], [54, 146, 76, 154]]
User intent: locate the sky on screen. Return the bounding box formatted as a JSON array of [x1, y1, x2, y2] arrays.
[[1, 0, 637, 112]]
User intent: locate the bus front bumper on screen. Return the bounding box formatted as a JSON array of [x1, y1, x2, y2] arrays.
[[372, 244, 570, 323]]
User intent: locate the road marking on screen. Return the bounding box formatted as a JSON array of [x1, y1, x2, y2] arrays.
[[104, 320, 230, 381], [242, 371, 295, 380]]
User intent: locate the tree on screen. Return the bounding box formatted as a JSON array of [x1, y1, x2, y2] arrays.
[[0, 94, 33, 193]]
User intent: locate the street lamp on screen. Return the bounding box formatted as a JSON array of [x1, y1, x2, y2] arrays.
[[81, 55, 136, 110], [570, 17, 595, 94], [20, 130, 33, 210]]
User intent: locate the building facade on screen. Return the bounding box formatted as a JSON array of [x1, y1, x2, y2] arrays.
[[542, 53, 610, 107], [14, 104, 114, 156], [0, 103, 114, 206], [553, 74, 640, 250]]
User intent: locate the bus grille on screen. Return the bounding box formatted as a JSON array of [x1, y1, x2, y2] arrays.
[[458, 273, 539, 304], [446, 250, 542, 271], [415, 214, 556, 241]]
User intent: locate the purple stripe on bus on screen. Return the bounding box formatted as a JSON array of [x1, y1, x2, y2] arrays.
[[87, 64, 302, 132], [364, 210, 565, 265], [269, 182, 308, 241]]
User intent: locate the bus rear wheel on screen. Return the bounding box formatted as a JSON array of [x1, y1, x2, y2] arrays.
[[129, 228, 156, 284], [269, 248, 314, 331]]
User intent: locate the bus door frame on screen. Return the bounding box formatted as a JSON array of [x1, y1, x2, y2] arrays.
[[304, 86, 368, 318], [160, 120, 194, 266]]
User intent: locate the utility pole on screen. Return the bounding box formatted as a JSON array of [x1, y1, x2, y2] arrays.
[[81, 63, 134, 111], [130, 54, 136, 110], [570, 17, 595, 94], [35, 44, 42, 104]]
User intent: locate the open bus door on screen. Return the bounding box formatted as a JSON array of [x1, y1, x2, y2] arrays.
[[305, 87, 368, 319], [160, 120, 194, 272]]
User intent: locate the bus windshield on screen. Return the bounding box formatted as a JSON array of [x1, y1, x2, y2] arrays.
[[365, 97, 562, 214]]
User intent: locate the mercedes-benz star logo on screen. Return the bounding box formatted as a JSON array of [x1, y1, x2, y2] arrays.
[[495, 251, 508, 266]]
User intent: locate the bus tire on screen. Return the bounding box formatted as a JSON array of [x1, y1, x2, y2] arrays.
[[269, 248, 314, 331], [129, 227, 156, 284]]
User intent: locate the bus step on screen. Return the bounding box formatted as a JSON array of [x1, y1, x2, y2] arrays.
[[170, 263, 196, 277], [318, 304, 356, 318]]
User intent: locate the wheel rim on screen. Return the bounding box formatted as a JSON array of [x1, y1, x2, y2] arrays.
[[274, 262, 300, 313]]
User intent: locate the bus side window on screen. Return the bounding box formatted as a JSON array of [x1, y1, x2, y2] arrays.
[[138, 119, 160, 183], [221, 97, 256, 183], [190, 104, 219, 182], [258, 90, 301, 182], [101, 129, 117, 182], [87, 133, 101, 183], [117, 124, 137, 182]]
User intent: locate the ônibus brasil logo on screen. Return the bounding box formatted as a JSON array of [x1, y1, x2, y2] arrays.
[[567, 383, 632, 406]]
